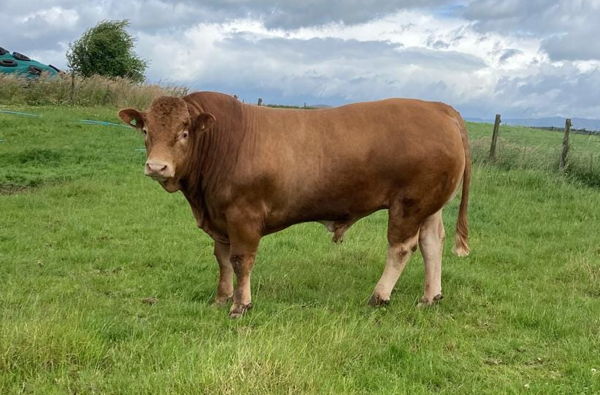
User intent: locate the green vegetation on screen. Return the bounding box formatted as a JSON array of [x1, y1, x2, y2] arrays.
[[468, 122, 600, 187], [0, 74, 187, 108], [67, 20, 147, 82], [1, 107, 599, 393]]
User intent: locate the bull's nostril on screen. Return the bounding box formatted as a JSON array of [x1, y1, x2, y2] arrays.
[[145, 161, 169, 176]]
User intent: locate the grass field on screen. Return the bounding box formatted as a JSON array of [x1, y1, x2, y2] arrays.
[[467, 122, 600, 187], [1, 106, 600, 393]]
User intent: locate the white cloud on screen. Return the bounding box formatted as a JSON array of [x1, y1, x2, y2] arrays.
[[464, 0, 600, 61], [21, 6, 79, 28], [133, 11, 563, 117], [0, 0, 598, 118]]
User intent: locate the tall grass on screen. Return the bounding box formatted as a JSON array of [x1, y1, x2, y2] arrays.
[[469, 124, 600, 188], [0, 73, 188, 109], [568, 153, 600, 187]]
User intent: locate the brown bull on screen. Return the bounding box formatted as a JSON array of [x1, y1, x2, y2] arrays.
[[118, 92, 471, 318]]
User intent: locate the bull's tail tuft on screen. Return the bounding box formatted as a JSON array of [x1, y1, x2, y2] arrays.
[[453, 115, 471, 257], [454, 234, 470, 257]]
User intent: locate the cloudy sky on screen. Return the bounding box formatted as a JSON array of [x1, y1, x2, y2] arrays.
[[2, 0, 600, 118]]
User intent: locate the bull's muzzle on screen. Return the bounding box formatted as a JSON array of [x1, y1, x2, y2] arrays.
[[145, 160, 173, 180]]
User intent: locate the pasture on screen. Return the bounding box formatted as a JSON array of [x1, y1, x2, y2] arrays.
[[1, 106, 599, 393]]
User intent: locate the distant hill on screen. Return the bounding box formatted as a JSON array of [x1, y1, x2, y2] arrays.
[[466, 116, 600, 132]]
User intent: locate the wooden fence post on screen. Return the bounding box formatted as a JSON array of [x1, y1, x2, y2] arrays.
[[489, 114, 501, 160], [257, 98, 263, 106], [560, 118, 572, 171]]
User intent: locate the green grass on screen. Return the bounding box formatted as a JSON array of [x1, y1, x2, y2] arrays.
[[1, 107, 600, 393], [0, 74, 187, 108], [468, 121, 600, 187]]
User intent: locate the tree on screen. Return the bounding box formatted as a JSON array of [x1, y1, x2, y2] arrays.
[[67, 20, 146, 82]]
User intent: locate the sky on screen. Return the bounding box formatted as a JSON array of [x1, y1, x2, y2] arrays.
[[1, 0, 600, 119]]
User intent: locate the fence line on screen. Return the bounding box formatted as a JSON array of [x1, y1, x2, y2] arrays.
[[487, 114, 591, 174]]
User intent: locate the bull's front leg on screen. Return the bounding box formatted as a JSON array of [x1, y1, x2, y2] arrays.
[[213, 240, 234, 306], [227, 217, 261, 318], [229, 252, 257, 318]]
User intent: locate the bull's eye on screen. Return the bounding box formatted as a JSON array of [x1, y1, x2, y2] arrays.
[[142, 129, 147, 136], [180, 131, 189, 140]]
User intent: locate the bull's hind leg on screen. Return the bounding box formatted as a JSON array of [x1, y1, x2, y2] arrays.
[[213, 240, 234, 306], [369, 203, 421, 306], [418, 210, 445, 307]]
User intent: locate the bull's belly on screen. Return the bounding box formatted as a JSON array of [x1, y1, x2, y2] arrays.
[[262, 189, 389, 235], [261, 161, 462, 236]]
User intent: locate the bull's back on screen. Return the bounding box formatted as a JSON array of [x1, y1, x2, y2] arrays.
[[238, 99, 466, 226]]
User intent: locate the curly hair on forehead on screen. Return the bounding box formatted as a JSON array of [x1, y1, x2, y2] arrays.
[[146, 96, 191, 129]]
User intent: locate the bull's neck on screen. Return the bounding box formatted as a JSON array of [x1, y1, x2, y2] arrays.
[[179, 128, 219, 200], [178, 122, 227, 238], [180, 93, 246, 207]]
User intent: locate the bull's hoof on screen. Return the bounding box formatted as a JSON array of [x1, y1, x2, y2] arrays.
[[229, 302, 253, 318], [417, 293, 443, 308], [368, 294, 390, 307], [213, 296, 232, 307]]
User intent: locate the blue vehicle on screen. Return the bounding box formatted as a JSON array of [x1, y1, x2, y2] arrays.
[[0, 47, 60, 78]]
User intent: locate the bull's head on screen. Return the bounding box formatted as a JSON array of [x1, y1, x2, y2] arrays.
[[118, 96, 215, 193]]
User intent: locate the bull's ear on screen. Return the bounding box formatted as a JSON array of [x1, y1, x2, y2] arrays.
[[118, 108, 144, 130], [194, 112, 216, 133]]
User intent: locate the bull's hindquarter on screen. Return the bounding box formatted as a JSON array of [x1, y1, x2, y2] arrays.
[[205, 98, 468, 317]]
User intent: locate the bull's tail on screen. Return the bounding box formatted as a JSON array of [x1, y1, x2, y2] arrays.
[[453, 115, 471, 257]]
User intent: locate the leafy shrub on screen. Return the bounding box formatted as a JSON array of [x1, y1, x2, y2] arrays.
[[67, 20, 146, 82]]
